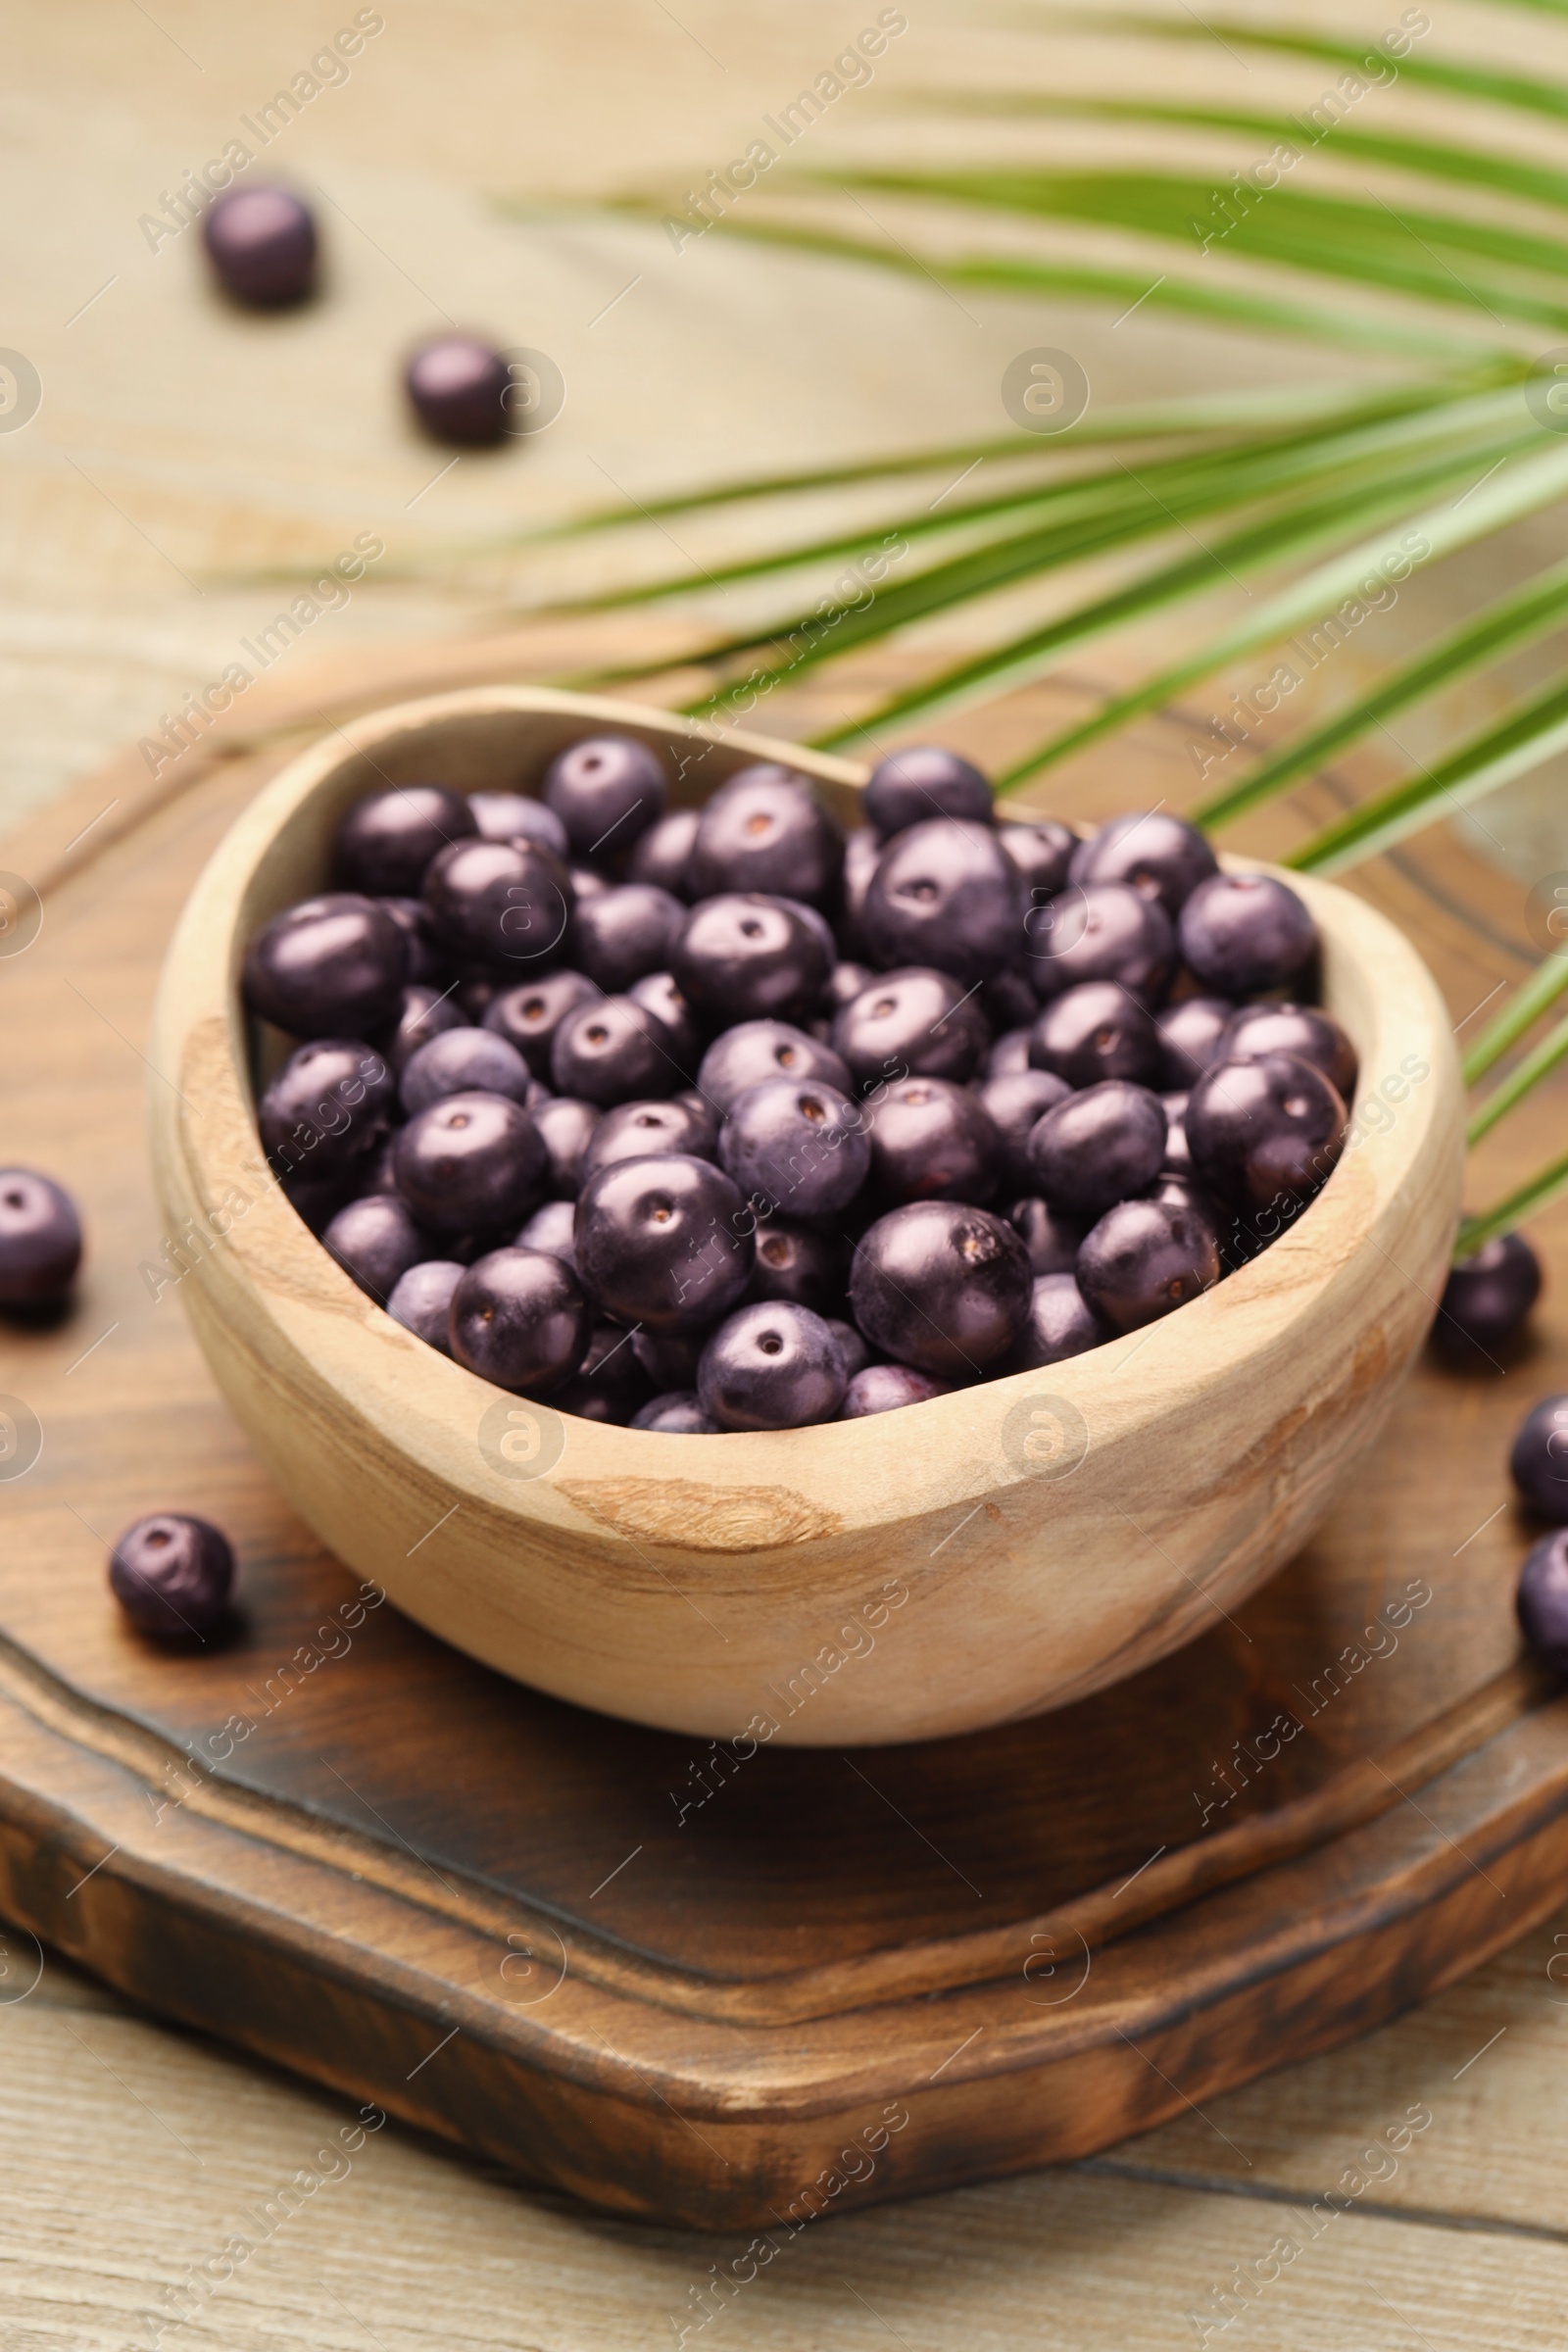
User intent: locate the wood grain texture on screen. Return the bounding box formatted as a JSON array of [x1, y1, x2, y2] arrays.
[[146, 684, 1464, 1744], [0, 639, 1562, 2236]]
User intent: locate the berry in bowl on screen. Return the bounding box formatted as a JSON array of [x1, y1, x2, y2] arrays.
[[149, 688, 1463, 1742]]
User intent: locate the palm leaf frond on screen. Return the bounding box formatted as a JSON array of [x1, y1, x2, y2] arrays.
[[1192, 557, 1568, 832]]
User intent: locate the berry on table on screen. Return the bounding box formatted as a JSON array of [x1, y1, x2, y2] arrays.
[[203, 184, 317, 307], [1437, 1233, 1542, 1363], [0, 1170, 82, 1308], [109, 1514, 234, 1639], [405, 334, 514, 447]]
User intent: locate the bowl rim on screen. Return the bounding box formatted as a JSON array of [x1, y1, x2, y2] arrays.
[[148, 681, 1460, 1555]]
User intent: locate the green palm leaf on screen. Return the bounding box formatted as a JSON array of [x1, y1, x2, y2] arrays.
[[1192, 556, 1568, 832], [1287, 669, 1568, 874], [498, 0, 1568, 1246], [1468, 1010, 1568, 1142], [1056, 13, 1568, 127], [994, 425, 1568, 788], [919, 95, 1568, 219], [1457, 1153, 1568, 1257], [1464, 954, 1568, 1085], [685, 426, 1520, 736], [815, 168, 1568, 330], [586, 203, 1481, 358]]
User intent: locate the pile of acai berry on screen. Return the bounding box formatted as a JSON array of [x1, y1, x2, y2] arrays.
[[241, 738, 1355, 1433]]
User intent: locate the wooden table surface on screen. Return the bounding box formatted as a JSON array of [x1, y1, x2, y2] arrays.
[[7, 3, 1568, 2345]]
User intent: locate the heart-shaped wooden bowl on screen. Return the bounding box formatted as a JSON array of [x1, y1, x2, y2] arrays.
[[147, 684, 1464, 1744]]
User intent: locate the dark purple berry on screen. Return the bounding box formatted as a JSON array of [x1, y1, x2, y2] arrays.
[[987, 1027, 1034, 1080], [1005, 1196, 1085, 1277], [422, 837, 572, 969], [697, 1301, 848, 1430], [550, 1321, 655, 1425], [457, 970, 498, 1024], [569, 863, 610, 903], [1077, 1198, 1221, 1331], [1000, 818, 1077, 902], [976, 1069, 1071, 1197], [321, 1193, 431, 1303], [569, 884, 684, 993], [631, 1326, 709, 1391], [867, 1077, 999, 1206], [626, 807, 699, 897], [628, 970, 702, 1068], [405, 334, 513, 447], [1027, 882, 1175, 1005], [574, 1154, 755, 1332], [379, 899, 444, 985], [689, 765, 843, 906], [550, 995, 681, 1106], [1026, 1080, 1167, 1220], [747, 1219, 846, 1314], [1517, 1529, 1568, 1668], [828, 960, 876, 1012], [393, 1092, 545, 1237], [283, 1173, 360, 1236], [258, 1040, 394, 1187], [516, 1198, 578, 1267], [1028, 981, 1160, 1090], [543, 734, 668, 858], [202, 184, 316, 307], [671, 895, 830, 1025], [862, 820, 1024, 984], [825, 1317, 871, 1379], [839, 1361, 953, 1416], [400, 1026, 533, 1114], [633, 1391, 718, 1432], [449, 1248, 590, 1392], [1069, 810, 1218, 918], [981, 962, 1040, 1035], [581, 1096, 718, 1181], [381, 983, 465, 1072], [109, 1513, 234, 1639], [839, 827, 881, 956], [832, 966, 991, 1091], [243, 893, 408, 1039], [1008, 1272, 1110, 1368], [697, 1019, 851, 1112], [1219, 1002, 1358, 1103], [531, 1096, 602, 1197], [850, 1201, 1031, 1376], [467, 792, 570, 859], [1160, 1093, 1192, 1175], [863, 746, 992, 839], [1156, 996, 1237, 1089], [0, 1170, 81, 1306], [386, 1258, 465, 1352], [1437, 1233, 1543, 1363], [484, 970, 601, 1080], [719, 1079, 870, 1216], [334, 785, 474, 897], [1179, 871, 1317, 997], [1511, 1395, 1568, 1522], [1186, 1052, 1347, 1214]]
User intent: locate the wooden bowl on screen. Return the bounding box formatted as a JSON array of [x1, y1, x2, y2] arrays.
[[148, 686, 1464, 1745]]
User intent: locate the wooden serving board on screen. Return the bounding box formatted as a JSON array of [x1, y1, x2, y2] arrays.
[[2, 639, 1566, 2232]]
